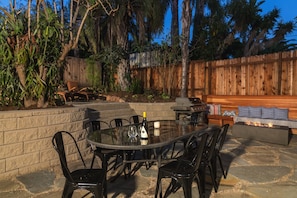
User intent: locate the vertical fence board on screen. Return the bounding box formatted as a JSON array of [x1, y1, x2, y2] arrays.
[[292, 51, 297, 95], [65, 50, 297, 96]]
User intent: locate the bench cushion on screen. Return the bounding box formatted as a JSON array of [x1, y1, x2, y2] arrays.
[[274, 108, 288, 120], [249, 107, 262, 118], [238, 106, 249, 117], [261, 107, 274, 119]]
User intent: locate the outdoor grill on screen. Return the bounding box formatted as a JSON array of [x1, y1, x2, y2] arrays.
[[171, 97, 208, 124]]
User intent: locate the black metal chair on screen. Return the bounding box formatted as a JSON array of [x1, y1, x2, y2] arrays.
[[84, 120, 115, 169], [85, 121, 122, 182], [170, 113, 205, 158], [109, 118, 130, 128], [199, 126, 221, 194], [155, 132, 209, 198], [52, 131, 105, 198], [129, 115, 143, 124], [213, 124, 229, 179]]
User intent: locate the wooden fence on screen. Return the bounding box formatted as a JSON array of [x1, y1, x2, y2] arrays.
[[64, 50, 297, 96], [132, 50, 297, 96], [63, 56, 102, 87]]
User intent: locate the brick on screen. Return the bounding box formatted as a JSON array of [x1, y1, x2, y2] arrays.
[[18, 116, 47, 129], [0, 131, 3, 145], [1, 169, 19, 179], [0, 118, 17, 131], [24, 138, 52, 153], [4, 128, 38, 144], [0, 159, 5, 173], [6, 152, 39, 171], [70, 111, 88, 122], [38, 126, 57, 139], [48, 113, 71, 125], [40, 149, 57, 162], [0, 143, 23, 159]]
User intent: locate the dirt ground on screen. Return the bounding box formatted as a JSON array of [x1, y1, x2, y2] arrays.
[[0, 91, 176, 111], [104, 91, 176, 103]]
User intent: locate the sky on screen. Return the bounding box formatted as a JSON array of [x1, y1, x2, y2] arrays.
[[155, 0, 297, 43], [1, 0, 297, 42]]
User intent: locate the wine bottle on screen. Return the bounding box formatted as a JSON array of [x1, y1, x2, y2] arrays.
[[140, 111, 148, 139]]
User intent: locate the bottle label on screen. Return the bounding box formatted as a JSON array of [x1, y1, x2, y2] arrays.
[[140, 126, 148, 139]]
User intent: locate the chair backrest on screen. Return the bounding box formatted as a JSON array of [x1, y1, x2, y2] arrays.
[[185, 132, 209, 172], [216, 124, 229, 151], [205, 126, 221, 162], [109, 118, 130, 128], [129, 115, 143, 124], [52, 131, 86, 182], [67, 81, 79, 92], [88, 120, 110, 131]]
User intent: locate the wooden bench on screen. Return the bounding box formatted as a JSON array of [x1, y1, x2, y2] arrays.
[[202, 95, 297, 134]]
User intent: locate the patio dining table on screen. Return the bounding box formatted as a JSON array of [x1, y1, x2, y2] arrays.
[[86, 120, 208, 180]]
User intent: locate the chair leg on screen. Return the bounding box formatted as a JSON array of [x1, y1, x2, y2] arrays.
[[163, 179, 174, 198], [208, 164, 218, 192], [155, 174, 162, 198], [92, 184, 103, 198], [180, 178, 192, 198], [195, 175, 205, 198], [218, 154, 227, 178], [62, 181, 74, 198], [198, 167, 206, 196]]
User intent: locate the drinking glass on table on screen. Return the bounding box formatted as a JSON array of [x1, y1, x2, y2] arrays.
[[128, 126, 138, 139]]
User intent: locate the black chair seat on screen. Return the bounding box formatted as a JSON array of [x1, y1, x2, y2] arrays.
[[155, 132, 209, 198], [158, 159, 196, 177], [52, 131, 105, 198], [71, 169, 105, 184]]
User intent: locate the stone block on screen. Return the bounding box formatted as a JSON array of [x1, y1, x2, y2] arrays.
[[18, 116, 47, 129], [38, 125, 60, 138], [70, 111, 88, 122], [4, 128, 38, 144], [6, 152, 39, 171], [0, 131, 3, 145], [0, 159, 5, 173], [24, 138, 52, 153], [0, 118, 17, 131], [0, 143, 23, 159], [1, 169, 19, 179], [48, 113, 71, 125], [40, 149, 57, 162]]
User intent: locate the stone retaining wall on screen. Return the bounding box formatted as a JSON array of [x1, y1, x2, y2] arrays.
[[0, 102, 176, 178], [0, 107, 89, 178], [128, 102, 176, 121]]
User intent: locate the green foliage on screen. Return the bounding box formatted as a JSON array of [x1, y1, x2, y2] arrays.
[[190, 0, 297, 60], [0, 3, 62, 108], [92, 45, 125, 92], [161, 92, 170, 100], [147, 94, 154, 100], [128, 78, 144, 94], [86, 58, 102, 90]]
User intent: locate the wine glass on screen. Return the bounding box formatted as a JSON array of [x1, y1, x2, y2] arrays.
[[128, 126, 138, 139]]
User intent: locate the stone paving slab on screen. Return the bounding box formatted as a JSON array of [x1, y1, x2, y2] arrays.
[[1, 134, 297, 197]]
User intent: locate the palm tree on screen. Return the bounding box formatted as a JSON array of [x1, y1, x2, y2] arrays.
[[171, 0, 179, 47], [97, 0, 169, 91], [180, 0, 192, 97], [190, 0, 296, 60]]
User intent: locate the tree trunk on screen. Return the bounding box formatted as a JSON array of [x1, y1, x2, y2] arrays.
[[171, 0, 179, 47], [180, 0, 191, 97], [116, 12, 130, 91]]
